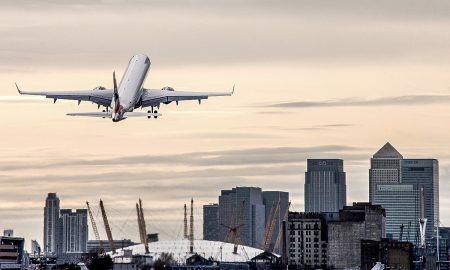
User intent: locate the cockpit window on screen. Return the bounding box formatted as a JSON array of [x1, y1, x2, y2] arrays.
[[145, 58, 150, 64]]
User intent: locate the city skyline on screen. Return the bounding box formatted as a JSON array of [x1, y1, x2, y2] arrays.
[[0, 0, 449, 254]]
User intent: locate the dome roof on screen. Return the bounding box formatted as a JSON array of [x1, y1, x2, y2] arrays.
[[110, 239, 270, 264]]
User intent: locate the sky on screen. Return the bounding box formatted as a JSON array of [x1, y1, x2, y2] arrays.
[[0, 0, 449, 250]]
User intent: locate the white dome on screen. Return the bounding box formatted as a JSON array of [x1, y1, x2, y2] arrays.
[[110, 239, 269, 264]]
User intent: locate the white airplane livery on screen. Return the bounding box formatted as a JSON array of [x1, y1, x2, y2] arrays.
[[16, 54, 233, 122]]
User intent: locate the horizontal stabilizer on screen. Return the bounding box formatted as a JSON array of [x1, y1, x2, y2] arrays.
[[66, 111, 161, 118], [124, 112, 162, 118], [67, 112, 111, 118]]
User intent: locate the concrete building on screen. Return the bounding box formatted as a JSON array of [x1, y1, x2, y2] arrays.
[[361, 239, 413, 270], [287, 212, 328, 268], [327, 202, 386, 269], [31, 240, 41, 256], [262, 191, 289, 254], [305, 159, 346, 213], [0, 234, 25, 270], [44, 192, 60, 255], [87, 240, 135, 253], [58, 209, 88, 254], [218, 187, 266, 248], [203, 204, 220, 241]]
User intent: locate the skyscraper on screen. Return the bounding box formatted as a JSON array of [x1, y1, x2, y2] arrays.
[[58, 209, 88, 253], [370, 143, 439, 245], [44, 193, 60, 255], [369, 142, 403, 203], [304, 159, 346, 213], [262, 191, 289, 254], [218, 187, 265, 248], [401, 159, 439, 243], [203, 204, 219, 241]]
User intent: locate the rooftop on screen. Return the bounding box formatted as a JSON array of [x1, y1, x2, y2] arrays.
[[373, 142, 403, 159]]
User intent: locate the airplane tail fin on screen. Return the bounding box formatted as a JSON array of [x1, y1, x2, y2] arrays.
[[113, 71, 119, 101]]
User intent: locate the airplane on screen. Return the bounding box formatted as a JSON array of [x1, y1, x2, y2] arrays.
[[15, 54, 234, 122]]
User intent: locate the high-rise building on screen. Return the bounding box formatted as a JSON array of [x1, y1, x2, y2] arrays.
[[401, 159, 439, 243], [58, 209, 88, 253], [369, 142, 403, 203], [218, 187, 266, 248], [370, 143, 439, 245], [262, 191, 289, 254], [203, 203, 219, 241], [304, 159, 346, 213], [44, 193, 60, 255]]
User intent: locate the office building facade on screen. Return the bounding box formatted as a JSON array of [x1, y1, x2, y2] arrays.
[[58, 209, 88, 253], [370, 143, 439, 245], [305, 159, 346, 213], [369, 142, 403, 203], [262, 191, 289, 254], [44, 193, 60, 255], [203, 204, 220, 241], [218, 187, 266, 248], [287, 212, 328, 268], [401, 159, 439, 243]]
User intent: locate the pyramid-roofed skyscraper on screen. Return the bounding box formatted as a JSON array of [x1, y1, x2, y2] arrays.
[[369, 142, 403, 202]]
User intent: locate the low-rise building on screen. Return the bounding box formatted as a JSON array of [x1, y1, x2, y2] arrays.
[[327, 202, 386, 269], [0, 235, 25, 270], [287, 212, 328, 268], [361, 239, 413, 270]]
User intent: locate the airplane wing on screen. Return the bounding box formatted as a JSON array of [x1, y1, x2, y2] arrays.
[[15, 83, 113, 107], [140, 86, 234, 108]]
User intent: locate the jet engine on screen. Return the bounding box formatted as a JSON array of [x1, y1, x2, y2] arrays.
[[161, 86, 175, 91], [162, 86, 174, 104]]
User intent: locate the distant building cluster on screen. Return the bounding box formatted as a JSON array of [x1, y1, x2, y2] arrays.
[[203, 187, 289, 254], [200, 143, 444, 270], [2, 142, 449, 270]]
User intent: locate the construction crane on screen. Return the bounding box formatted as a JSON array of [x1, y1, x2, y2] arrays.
[[138, 198, 149, 254], [260, 201, 280, 251], [189, 198, 194, 254], [399, 224, 404, 241], [184, 204, 188, 239], [273, 202, 291, 253], [86, 201, 103, 254], [222, 200, 248, 259], [260, 202, 276, 250], [136, 203, 144, 244], [99, 200, 116, 254]]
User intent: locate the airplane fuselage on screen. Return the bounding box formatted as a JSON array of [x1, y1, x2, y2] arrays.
[[112, 54, 151, 121]]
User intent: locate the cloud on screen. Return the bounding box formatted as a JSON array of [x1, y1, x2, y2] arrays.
[[0, 96, 44, 104], [268, 94, 450, 108], [0, 145, 367, 171]]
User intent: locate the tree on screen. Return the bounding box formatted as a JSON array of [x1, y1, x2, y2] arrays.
[[88, 255, 113, 270], [153, 253, 175, 270]]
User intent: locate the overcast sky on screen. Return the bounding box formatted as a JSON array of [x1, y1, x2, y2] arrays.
[[0, 0, 449, 250]]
